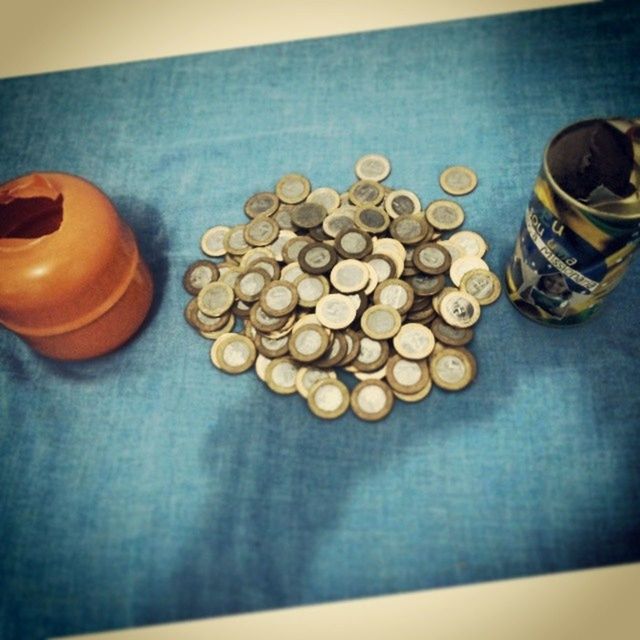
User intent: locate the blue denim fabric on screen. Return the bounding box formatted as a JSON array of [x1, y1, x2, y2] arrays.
[[1, 2, 639, 638]]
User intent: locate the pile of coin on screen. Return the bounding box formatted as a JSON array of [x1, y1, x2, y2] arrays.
[[183, 155, 500, 421]]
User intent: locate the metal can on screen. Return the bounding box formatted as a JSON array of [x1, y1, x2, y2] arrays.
[[505, 118, 640, 325]]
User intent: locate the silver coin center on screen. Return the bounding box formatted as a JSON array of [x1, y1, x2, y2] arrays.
[[315, 384, 343, 411], [357, 385, 386, 413], [436, 355, 466, 383], [393, 360, 422, 386]]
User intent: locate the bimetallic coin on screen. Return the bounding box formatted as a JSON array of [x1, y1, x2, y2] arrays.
[[460, 268, 502, 305], [244, 192, 279, 218], [392, 376, 432, 402], [350, 380, 394, 421], [183, 260, 219, 295], [348, 180, 385, 207], [289, 324, 330, 362], [392, 323, 435, 359], [185, 298, 230, 332], [295, 366, 337, 399], [266, 229, 297, 262], [449, 256, 490, 287], [234, 268, 271, 302], [255, 354, 272, 381], [275, 173, 311, 204], [217, 265, 243, 290], [384, 189, 421, 217], [436, 239, 465, 263], [281, 262, 304, 283], [354, 206, 390, 234], [329, 259, 370, 293], [197, 281, 235, 317], [250, 304, 289, 333], [273, 205, 295, 230], [439, 290, 481, 328], [282, 236, 313, 264], [211, 333, 256, 374], [260, 281, 298, 317], [251, 256, 281, 280], [389, 214, 430, 245], [439, 166, 478, 196], [240, 247, 276, 271], [430, 317, 474, 346], [363, 253, 396, 284], [412, 242, 452, 275], [429, 348, 476, 391], [406, 272, 445, 297], [291, 202, 327, 229], [385, 354, 430, 394], [200, 225, 229, 257], [308, 379, 350, 419], [254, 332, 290, 358], [244, 215, 280, 247], [316, 293, 357, 329], [298, 242, 338, 275], [373, 279, 414, 314], [360, 304, 402, 340], [448, 230, 488, 258], [200, 313, 236, 340], [265, 357, 300, 394], [354, 154, 391, 182], [322, 210, 356, 238], [224, 225, 251, 256], [334, 228, 373, 260], [307, 187, 341, 212], [294, 273, 330, 308], [353, 336, 389, 372], [425, 200, 465, 230]]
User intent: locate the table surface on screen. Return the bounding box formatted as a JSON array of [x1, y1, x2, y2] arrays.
[[1, 1, 639, 639]]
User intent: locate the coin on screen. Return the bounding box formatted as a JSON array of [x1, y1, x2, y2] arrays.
[[429, 347, 475, 391], [200, 313, 236, 340], [234, 268, 271, 302], [334, 228, 373, 260], [294, 273, 330, 307], [338, 328, 361, 366], [354, 154, 391, 182], [354, 206, 390, 234], [329, 259, 370, 293], [373, 279, 414, 314], [255, 354, 272, 381], [363, 253, 396, 284], [322, 210, 356, 237], [298, 242, 338, 275], [244, 192, 279, 218], [289, 323, 330, 362], [309, 225, 332, 242], [314, 332, 348, 368], [254, 332, 290, 358], [251, 256, 281, 280], [406, 303, 436, 324], [405, 272, 445, 297], [307, 187, 341, 212], [273, 205, 295, 230], [240, 247, 275, 271], [392, 376, 432, 402], [435, 239, 465, 263], [244, 215, 280, 247], [361, 304, 402, 340], [276, 173, 311, 204], [412, 242, 451, 275], [211, 333, 256, 374], [424, 199, 465, 230], [363, 262, 379, 296], [353, 336, 389, 372], [348, 180, 385, 207], [197, 281, 235, 317], [265, 357, 300, 394], [281, 236, 313, 264], [346, 291, 368, 318], [448, 230, 488, 258], [460, 268, 502, 305], [185, 298, 230, 332], [260, 281, 298, 317], [281, 261, 304, 283], [316, 293, 357, 329], [432, 286, 458, 316], [389, 214, 430, 245], [439, 166, 478, 196], [449, 256, 490, 287], [291, 202, 327, 229], [266, 229, 297, 262], [354, 365, 388, 381], [224, 225, 251, 256], [384, 189, 421, 217], [200, 225, 229, 257], [438, 290, 481, 328], [217, 265, 244, 290], [183, 260, 219, 295], [295, 366, 337, 398], [350, 380, 394, 421], [392, 323, 435, 359], [308, 378, 350, 419], [430, 317, 474, 346], [250, 304, 289, 333], [385, 354, 430, 394]]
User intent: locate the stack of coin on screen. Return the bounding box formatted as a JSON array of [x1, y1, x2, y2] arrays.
[[184, 156, 500, 421]]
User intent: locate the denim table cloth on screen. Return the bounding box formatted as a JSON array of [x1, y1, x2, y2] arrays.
[[1, 2, 639, 638]]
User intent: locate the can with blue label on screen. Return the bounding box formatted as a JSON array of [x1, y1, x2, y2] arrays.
[[505, 118, 640, 325]]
